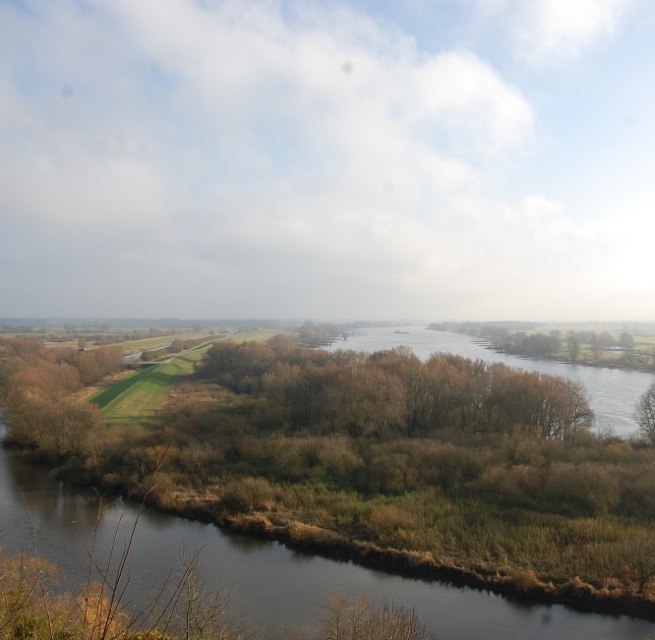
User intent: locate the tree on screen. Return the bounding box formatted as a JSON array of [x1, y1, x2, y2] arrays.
[[199, 341, 274, 392], [495, 370, 592, 440], [619, 332, 635, 350], [322, 595, 432, 640], [590, 333, 602, 363], [566, 332, 579, 363], [326, 365, 406, 438], [636, 383, 655, 444], [170, 338, 185, 353]]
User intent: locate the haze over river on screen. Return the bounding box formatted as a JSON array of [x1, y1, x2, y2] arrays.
[[329, 326, 655, 438], [1, 329, 655, 638]]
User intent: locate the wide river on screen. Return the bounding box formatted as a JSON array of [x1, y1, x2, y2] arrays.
[[1, 328, 654, 638], [328, 326, 655, 438]]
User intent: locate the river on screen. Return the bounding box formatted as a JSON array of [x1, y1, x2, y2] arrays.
[[328, 326, 655, 438], [2, 330, 655, 638]]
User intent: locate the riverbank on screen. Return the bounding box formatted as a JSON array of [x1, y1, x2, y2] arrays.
[[6, 425, 651, 626], [3, 443, 654, 640], [11, 448, 654, 624], [145, 485, 655, 622]]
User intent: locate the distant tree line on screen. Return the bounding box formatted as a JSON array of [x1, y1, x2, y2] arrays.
[[296, 321, 347, 346], [430, 323, 652, 366], [428, 321, 537, 333]]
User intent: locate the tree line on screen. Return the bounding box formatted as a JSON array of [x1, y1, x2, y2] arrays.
[[197, 337, 593, 441], [430, 322, 655, 367]]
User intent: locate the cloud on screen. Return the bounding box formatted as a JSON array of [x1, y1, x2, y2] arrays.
[[468, 0, 636, 63], [410, 51, 534, 150], [3, 0, 640, 320], [516, 0, 631, 61]]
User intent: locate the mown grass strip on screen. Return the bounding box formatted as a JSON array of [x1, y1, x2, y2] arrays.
[[89, 342, 216, 424], [89, 367, 153, 410]]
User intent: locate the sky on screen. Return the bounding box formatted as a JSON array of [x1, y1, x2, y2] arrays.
[[1, 0, 655, 322]]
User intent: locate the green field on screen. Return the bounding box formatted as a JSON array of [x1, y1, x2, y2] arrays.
[[89, 341, 215, 424], [6, 329, 215, 352]]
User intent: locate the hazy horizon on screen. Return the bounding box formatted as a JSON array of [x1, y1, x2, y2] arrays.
[[2, 1, 654, 322]]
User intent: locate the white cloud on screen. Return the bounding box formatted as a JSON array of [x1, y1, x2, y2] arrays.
[[410, 51, 534, 150], [515, 0, 631, 61], [468, 0, 636, 62], [490, 0, 635, 62]]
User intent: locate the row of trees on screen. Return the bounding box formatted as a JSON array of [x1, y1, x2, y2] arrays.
[[198, 337, 593, 440], [457, 325, 653, 366], [140, 335, 211, 361]]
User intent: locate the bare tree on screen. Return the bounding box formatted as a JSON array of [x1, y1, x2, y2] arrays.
[[636, 383, 655, 444], [321, 595, 434, 640], [566, 332, 579, 363]]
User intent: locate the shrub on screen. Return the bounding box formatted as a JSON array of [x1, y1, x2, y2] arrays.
[[220, 477, 275, 514], [367, 505, 415, 533]]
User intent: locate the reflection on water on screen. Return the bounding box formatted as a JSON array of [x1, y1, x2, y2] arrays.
[[224, 532, 274, 553]]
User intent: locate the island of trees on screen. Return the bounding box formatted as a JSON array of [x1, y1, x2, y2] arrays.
[[3, 328, 655, 632]]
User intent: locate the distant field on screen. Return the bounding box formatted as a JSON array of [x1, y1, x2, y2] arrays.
[[1, 330, 217, 352], [225, 329, 283, 342], [115, 332, 213, 353], [89, 341, 215, 424]]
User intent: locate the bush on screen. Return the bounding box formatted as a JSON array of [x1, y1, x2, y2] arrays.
[[220, 477, 275, 514]]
